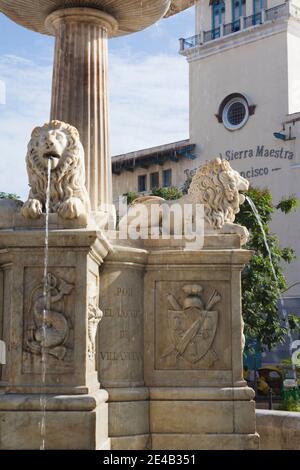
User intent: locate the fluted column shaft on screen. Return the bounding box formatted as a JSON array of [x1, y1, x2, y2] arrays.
[[46, 8, 118, 212]]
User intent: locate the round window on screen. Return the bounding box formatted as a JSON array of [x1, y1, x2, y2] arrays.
[[222, 97, 249, 131]]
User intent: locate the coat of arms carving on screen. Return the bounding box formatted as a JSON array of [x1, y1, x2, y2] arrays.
[[162, 284, 221, 366]]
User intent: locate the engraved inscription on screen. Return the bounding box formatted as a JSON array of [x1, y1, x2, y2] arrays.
[[100, 351, 142, 361], [104, 308, 140, 318], [99, 276, 144, 383], [116, 287, 133, 297]]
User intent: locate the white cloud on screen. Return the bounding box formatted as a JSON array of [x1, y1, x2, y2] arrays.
[[0, 54, 52, 198], [109, 51, 189, 155], [0, 48, 189, 198]]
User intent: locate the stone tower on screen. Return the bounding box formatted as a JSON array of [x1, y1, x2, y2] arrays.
[[180, 0, 300, 301]]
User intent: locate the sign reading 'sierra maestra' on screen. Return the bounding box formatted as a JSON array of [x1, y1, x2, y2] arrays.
[[185, 145, 295, 180], [220, 145, 294, 161]]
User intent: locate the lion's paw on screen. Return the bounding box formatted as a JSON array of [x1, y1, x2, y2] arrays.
[[237, 225, 249, 245], [58, 198, 84, 220], [21, 199, 43, 219], [222, 222, 249, 245]]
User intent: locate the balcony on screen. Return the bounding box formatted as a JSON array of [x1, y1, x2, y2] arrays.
[[179, 3, 296, 52]]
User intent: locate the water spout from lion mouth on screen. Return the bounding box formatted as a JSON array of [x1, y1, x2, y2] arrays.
[[43, 152, 60, 160], [43, 152, 60, 171]]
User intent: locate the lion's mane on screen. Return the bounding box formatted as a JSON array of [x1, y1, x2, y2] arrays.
[[26, 120, 90, 214], [188, 158, 247, 229]]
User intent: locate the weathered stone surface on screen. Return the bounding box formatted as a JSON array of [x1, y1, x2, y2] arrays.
[[0, 228, 111, 450], [0, 222, 258, 449], [256, 410, 300, 450], [151, 433, 260, 450], [0, 199, 23, 229], [111, 435, 151, 451], [98, 246, 149, 446], [109, 401, 149, 437], [99, 246, 147, 388], [0, 229, 110, 395], [0, 390, 108, 411], [144, 248, 251, 388], [0, 401, 109, 450], [150, 400, 256, 434], [149, 386, 255, 401]]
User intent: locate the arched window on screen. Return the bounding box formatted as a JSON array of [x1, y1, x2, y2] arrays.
[[232, 0, 246, 22], [212, 0, 225, 32]]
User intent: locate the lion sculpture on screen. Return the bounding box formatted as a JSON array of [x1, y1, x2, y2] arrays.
[[21, 120, 90, 220], [120, 158, 249, 245], [188, 158, 249, 243]]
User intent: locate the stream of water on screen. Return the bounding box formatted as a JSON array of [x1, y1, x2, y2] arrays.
[[40, 158, 51, 451], [245, 196, 297, 380]]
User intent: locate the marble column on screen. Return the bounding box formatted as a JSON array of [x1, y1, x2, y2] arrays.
[[46, 8, 118, 213]]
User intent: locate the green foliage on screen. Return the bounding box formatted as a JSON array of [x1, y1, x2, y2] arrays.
[[123, 192, 139, 205], [279, 397, 300, 412], [0, 192, 21, 201], [276, 195, 299, 214], [235, 188, 298, 352], [288, 314, 300, 335], [151, 187, 183, 200]]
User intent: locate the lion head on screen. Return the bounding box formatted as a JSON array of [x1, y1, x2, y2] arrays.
[[22, 120, 90, 219], [188, 158, 249, 229]]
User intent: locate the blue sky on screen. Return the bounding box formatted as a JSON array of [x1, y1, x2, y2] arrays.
[[0, 7, 195, 199]]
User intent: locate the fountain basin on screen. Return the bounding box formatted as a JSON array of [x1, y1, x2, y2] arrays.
[[0, 0, 174, 37]]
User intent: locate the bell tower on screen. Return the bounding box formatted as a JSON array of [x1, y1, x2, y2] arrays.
[[180, 0, 300, 298]]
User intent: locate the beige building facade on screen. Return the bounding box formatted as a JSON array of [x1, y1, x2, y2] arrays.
[[112, 0, 300, 298]]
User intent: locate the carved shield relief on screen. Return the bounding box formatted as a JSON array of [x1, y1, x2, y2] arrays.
[[165, 308, 218, 364], [156, 282, 231, 370]]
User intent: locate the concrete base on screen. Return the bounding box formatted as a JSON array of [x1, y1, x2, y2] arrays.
[[0, 391, 110, 450], [149, 387, 259, 450], [111, 435, 151, 450], [107, 388, 149, 450], [152, 433, 260, 450], [256, 409, 300, 450]]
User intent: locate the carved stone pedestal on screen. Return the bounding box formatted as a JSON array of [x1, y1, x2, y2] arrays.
[[99, 244, 150, 450], [0, 228, 111, 449], [0, 391, 109, 450], [144, 243, 259, 450], [99, 235, 259, 450]]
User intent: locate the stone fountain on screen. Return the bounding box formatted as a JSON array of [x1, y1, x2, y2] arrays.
[[0, 0, 259, 450], [0, 0, 191, 217]]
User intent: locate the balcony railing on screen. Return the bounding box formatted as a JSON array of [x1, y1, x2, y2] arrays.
[[203, 26, 220, 42], [180, 2, 290, 52], [244, 12, 262, 28], [265, 3, 289, 21], [223, 19, 241, 35]]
